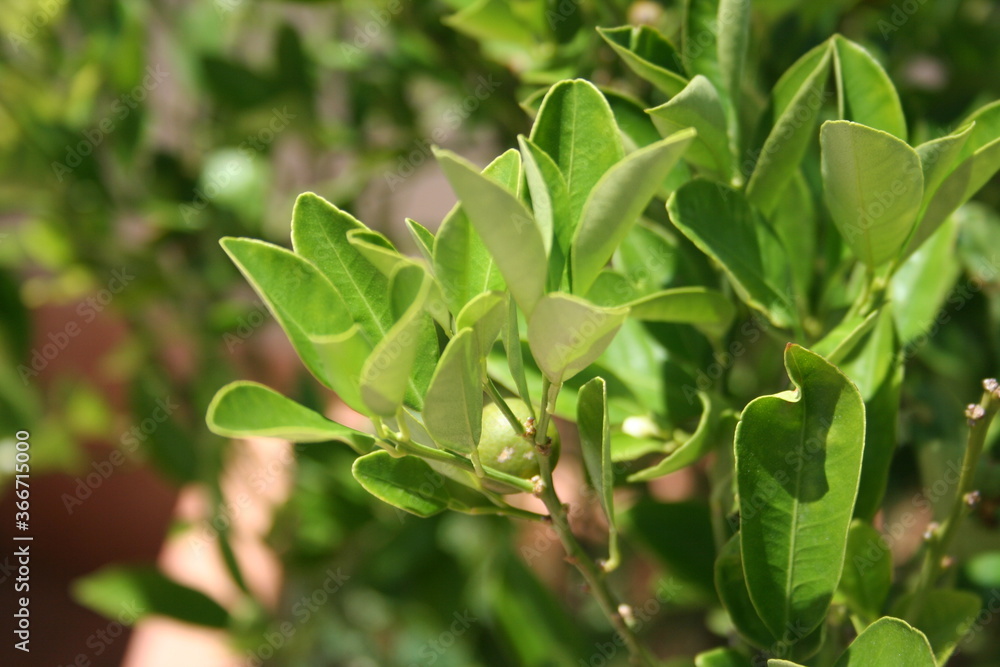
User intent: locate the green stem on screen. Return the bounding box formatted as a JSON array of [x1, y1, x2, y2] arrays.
[[907, 384, 999, 621], [533, 378, 657, 667], [395, 438, 536, 495], [486, 378, 526, 434]]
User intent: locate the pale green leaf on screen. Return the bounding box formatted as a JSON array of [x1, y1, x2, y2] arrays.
[[527, 293, 629, 384], [405, 217, 435, 264], [572, 129, 696, 293], [423, 328, 483, 453], [736, 344, 866, 638], [820, 120, 924, 267], [628, 392, 720, 481], [455, 290, 507, 355], [578, 377, 618, 567], [715, 534, 776, 650], [436, 149, 546, 316], [833, 35, 906, 139], [529, 80, 626, 228], [906, 590, 981, 664], [432, 150, 517, 315], [598, 26, 688, 98], [833, 617, 935, 667], [207, 381, 373, 449], [647, 76, 732, 179], [443, 0, 536, 46], [891, 217, 960, 344], [746, 45, 832, 214], [696, 648, 751, 667], [346, 228, 407, 277]]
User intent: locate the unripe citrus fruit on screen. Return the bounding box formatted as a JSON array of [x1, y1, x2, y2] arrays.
[[478, 399, 559, 483]]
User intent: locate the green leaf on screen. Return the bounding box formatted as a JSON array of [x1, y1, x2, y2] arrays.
[[746, 44, 832, 214], [910, 105, 1000, 256], [615, 220, 677, 292], [915, 124, 974, 218], [432, 150, 516, 315], [716, 0, 750, 115], [359, 266, 433, 416], [820, 120, 924, 267], [892, 217, 960, 344], [736, 344, 866, 638], [443, 0, 537, 46], [667, 181, 796, 328], [346, 228, 407, 277], [527, 293, 629, 384], [436, 148, 547, 316], [838, 520, 891, 624], [683, 0, 722, 88], [577, 377, 618, 568], [529, 80, 626, 229], [627, 287, 735, 336], [423, 328, 483, 453], [696, 648, 751, 667], [598, 26, 688, 98], [220, 237, 370, 410], [572, 129, 696, 293], [648, 76, 732, 179], [352, 451, 449, 517], [768, 171, 817, 299], [906, 590, 981, 664], [518, 135, 565, 256], [854, 362, 903, 521], [73, 566, 229, 629], [832, 36, 906, 139], [455, 290, 507, 355], [838, 305, 897, 402], [290, 193, 393, 346], [833, 617, 935, 667], [628, 392, 721, 481], [768, 662, 804, 667], [715, 534, 777, 649], [405, 217, 436, 264], [501, 293, 532, 407], [207, 381, 373, 449]]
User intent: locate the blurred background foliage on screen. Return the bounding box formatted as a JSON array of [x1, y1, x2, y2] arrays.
[[2, 0, 1000, 665]]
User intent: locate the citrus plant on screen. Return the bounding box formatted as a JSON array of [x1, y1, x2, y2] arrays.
[[203, 10, 1000, 667]]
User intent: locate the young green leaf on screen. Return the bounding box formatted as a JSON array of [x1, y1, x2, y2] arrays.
[[716, 0, 750, 116], [628, 392, 720, 481], [892, 217, 960, 344], [73, 566, 229, 629], [346, 228, 408, 277], [359, 266, 432, 416], [351, 451, 450, 518], [572, 129, 695, 293], [820, 120, 924, 267], [598, 26, 688, 98], [832, 35, 907, 140], [443, 0, 537, 46], [915, 124, 974, 217], [833, 617, 935, 667], [422, 328, 483, 454], [683, 0, 722, 88], [767, 171, 817, 298], [577, 377, 618, 568], [627, 287, 735, 335], [746, 44, 832, 214], [432, 151, 516, 315], [854, 363, 903, 521], [219, 237, 370, 410], [667, 181, 796, 328], [736, 344, 866, 638], [455, 290, 507, 355], [518, 135, 564, 256], [647, 76, 731, 179], [290, 193, 394, 346], [405, 217, 436, 264], [207, 381, 374, 450], [501, 293, 532, 408], [615, 220, 677, 292], [527, 293, 629, 384], [435, 148, 547, 316], [837, 305, 897, 402], [529, 80, 626, 229], [838, 519, 892, 624]]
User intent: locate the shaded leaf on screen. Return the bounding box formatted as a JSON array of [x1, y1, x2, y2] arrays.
[[838, 519, 892, 624], [628, 392, 721, 481], [578, 377, 618, 567], [423, 328, 483, 453], [598, 26, 688, 97], [648, 76, 731, 179]]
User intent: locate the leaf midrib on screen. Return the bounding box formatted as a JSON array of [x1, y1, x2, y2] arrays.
[[783, 351, 809, 632]]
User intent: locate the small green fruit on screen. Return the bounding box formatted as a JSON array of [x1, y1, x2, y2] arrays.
[[477, 399, 560, 484]]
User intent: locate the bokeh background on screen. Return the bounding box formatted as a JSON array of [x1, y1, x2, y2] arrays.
[[2, 0, 1000, 665]]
